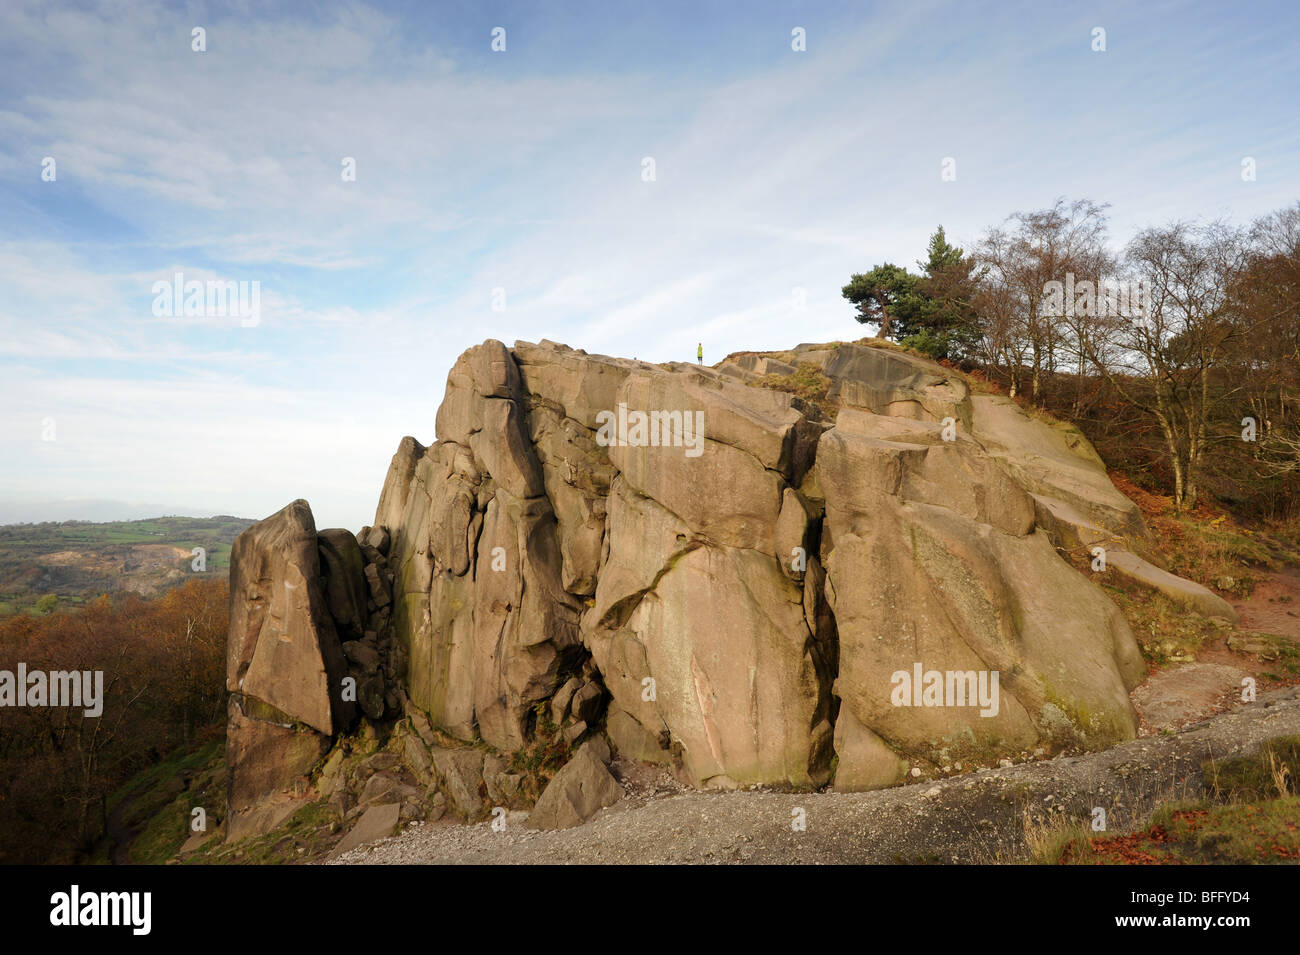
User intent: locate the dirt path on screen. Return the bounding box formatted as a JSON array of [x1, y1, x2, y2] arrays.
[[1233, 567, 1300, 638], [1132, 662, 1251, 734], [330, 685, 1300, 865]]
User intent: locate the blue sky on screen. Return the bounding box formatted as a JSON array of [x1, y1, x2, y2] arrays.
[[2, 0, 1297, 529]]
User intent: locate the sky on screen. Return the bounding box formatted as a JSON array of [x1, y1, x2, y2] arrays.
[[1, 0, 1297, 530]]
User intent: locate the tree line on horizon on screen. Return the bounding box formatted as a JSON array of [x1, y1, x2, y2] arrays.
[[843, 199, 1300, 519]]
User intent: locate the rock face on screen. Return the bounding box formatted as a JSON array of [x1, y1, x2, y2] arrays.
[[1104, 550, 1238, 623], [366, 338, 1157, 791], [225, 500, 398, 838], [232, 338, 1227, 824], [227, 500, 353, 737]]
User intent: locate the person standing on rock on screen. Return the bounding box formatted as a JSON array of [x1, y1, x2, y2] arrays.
[[697, 342, 703, 364]]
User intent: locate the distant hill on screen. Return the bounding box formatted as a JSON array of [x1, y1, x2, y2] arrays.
[[0, 515, 255, 615]]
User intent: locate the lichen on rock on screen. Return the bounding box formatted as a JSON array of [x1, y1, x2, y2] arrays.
[[227, 338, 1214, 838]]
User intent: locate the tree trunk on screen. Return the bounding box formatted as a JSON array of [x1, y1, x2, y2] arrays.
[[1154, 406, 1190, 511]]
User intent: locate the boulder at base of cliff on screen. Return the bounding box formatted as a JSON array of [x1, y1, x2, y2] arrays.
[[526, 737, 624, 830], [332, 803, 401, 856]]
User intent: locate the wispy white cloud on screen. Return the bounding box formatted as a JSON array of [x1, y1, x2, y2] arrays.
[[0, 0, 1296, 526]]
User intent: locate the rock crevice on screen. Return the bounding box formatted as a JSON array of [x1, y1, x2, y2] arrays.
[[226, 338, 1224, 836]]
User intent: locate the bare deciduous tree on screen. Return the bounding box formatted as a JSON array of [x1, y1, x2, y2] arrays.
[[1088, 220, 1248, 510], [976, 198, 1111, 403]]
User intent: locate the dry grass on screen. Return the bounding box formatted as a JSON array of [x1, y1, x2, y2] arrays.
[[1021, 808, 1096, 865], [755, 363, 838, 418], [1107, 469, 1300, 596]]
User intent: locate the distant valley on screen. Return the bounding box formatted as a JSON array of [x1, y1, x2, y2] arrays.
[[0, 516, 254, 615]]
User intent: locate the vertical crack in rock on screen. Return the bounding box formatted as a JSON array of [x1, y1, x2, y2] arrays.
[[228, 337, 1216, 822]]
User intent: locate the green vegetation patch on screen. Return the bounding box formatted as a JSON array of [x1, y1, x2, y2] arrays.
[[1101, 586, 1220, 666], [755, 362, 838, 418], [106, 736, 226, 865], [198, 800, 343, 866], [1205, 735, 1300, 802]]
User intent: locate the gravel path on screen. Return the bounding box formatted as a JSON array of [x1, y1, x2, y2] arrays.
[[330, 685, 1300, 865]]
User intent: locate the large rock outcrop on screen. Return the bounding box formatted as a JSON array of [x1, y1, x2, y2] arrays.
[[365, 339, 1157, 790], [231, 338, 1233, 823], [225, 500, 400, 838]]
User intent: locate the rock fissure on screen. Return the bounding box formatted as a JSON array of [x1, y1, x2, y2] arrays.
[[223, 337, 1224, 840]]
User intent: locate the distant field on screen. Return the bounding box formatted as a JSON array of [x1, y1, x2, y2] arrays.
[[0, 515, 254, 615]]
